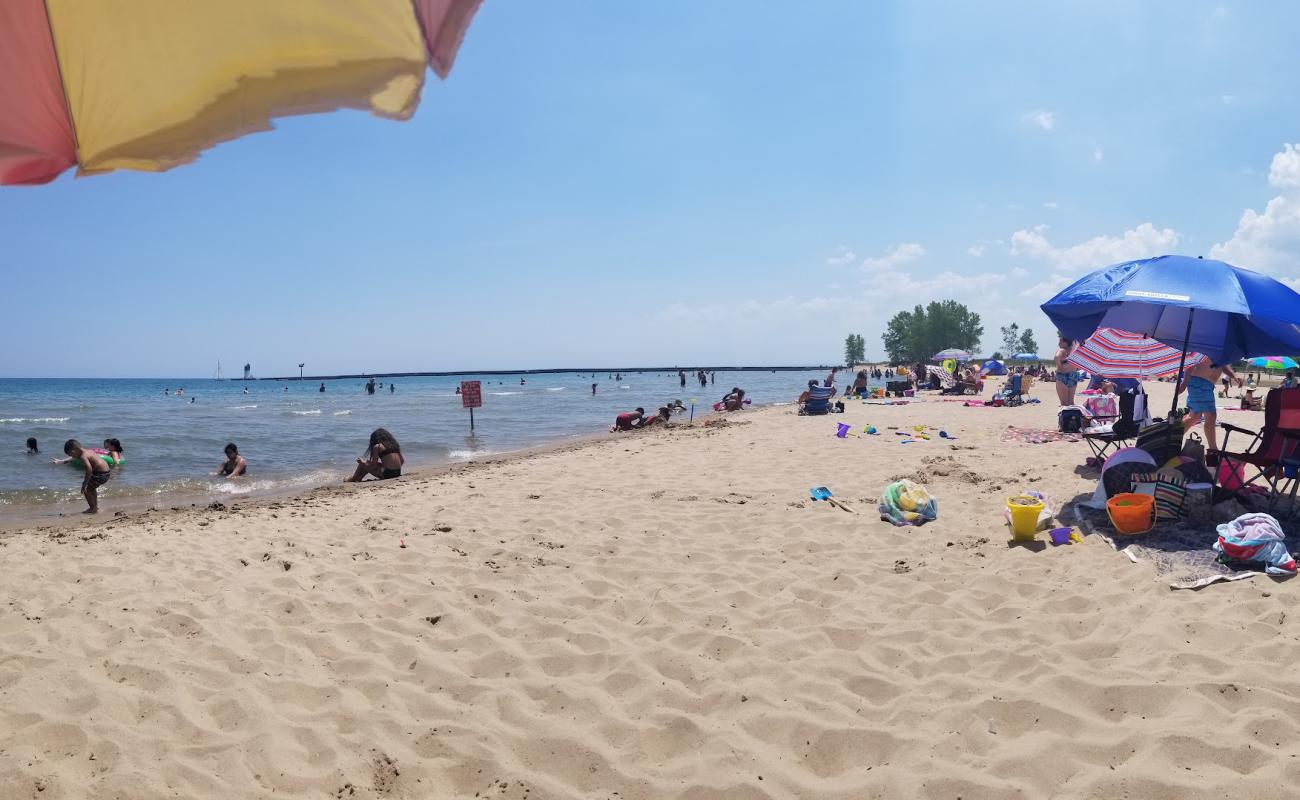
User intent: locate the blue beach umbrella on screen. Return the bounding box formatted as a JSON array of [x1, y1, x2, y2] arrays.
[[1011, 352, 1040, 361], [981, 359, 1007, 376], [1041, 254, 1300, 415]]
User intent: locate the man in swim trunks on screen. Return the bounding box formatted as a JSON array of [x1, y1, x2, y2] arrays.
[[1177, 360, 1237, 452], [64, 438, 111, 514]]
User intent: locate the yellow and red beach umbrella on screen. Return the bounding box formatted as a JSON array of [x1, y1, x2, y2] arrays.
[[0, 0, 481, 185]]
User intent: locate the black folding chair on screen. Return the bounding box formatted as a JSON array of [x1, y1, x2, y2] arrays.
[[1082, 390, 1140, 461]]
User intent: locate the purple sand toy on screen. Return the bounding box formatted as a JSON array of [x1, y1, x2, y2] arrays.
[[836, 423, 851, 438], [1049, 527, 1072, 545]]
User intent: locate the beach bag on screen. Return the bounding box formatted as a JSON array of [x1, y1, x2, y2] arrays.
[[1058, 407, 1084, 434], [1136, 419, 1183, 465], [1129, 471, 1188, 521], [1214, 513, 1296, 575], [1180, 433, 1206, 467]]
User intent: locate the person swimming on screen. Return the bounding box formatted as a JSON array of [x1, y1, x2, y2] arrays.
[[26, 437, 38, 454], [345, 428, 404, 482], [102, 438, 124, 465], [217, 443, 247, 477]]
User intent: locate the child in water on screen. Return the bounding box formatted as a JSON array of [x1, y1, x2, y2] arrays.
[[102, 438, 124, 465], [218, 443, 247, 477], [26, 437, 39, 454], [63, 439, 112, 514], [346, 428, 404, 482]]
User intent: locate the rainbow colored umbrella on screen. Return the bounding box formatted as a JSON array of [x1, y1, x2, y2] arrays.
[[1248, 356, 1298, 370], [0, 0, 481, 184], [1066, 327, 1205, 379]]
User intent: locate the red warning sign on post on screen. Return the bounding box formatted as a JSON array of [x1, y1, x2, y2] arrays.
[[460, 380, 482, 408]]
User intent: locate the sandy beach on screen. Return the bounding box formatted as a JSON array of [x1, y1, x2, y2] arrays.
[[2, 378, 1297, 799]]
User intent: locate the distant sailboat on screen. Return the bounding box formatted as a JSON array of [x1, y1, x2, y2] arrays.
[[215, 360, 224, 381]]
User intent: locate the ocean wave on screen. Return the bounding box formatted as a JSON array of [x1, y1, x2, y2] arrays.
[[489, 391, 522, 396], [449, 449, 493, 460], [332, 410, 352, 416], [0, 417, 70, 424], [227, 404, 258, 410], [291, 409, 322, 416], [546, 387, 565, 391]]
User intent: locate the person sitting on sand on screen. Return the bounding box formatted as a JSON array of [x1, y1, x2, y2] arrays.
[[102, 438, 124, 465], [26, 437, 38, 454], [63, 439, 111, 514], [1284, 370, 1298, 390], [345, 428, 404, 482], [611, 408, 645, 432], [1177, 360, 1237, 452], [721, 387, 747, 411], [218, 443, 247, 477]]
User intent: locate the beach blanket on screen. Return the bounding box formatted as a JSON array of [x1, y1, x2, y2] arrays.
[[1000, 426, 1082, 444], [1215, 513, 1296, 575], [879, 480, 938, 527], [1070, 505, 1289, 589]]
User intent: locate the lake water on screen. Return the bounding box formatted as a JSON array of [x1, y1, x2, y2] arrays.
[[0, 370, 859, 521]]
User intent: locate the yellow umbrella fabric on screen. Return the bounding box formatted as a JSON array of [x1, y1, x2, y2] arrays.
[[1, 0, 481, 182]]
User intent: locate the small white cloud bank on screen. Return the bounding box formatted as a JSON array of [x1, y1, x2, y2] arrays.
[[1023, 110, 1055, 131]]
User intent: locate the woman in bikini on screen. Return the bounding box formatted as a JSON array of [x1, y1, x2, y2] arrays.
[[217, 443, 247, 477], [346, 428, 404, 482], [1054, 336, 1082, 406]]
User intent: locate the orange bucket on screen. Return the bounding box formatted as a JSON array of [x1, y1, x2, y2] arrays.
[[1106, 493, 1155, 535]]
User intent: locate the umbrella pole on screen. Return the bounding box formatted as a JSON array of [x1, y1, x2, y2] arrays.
[[1170, 308, 1195, 418]]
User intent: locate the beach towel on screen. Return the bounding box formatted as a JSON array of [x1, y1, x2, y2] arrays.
[[879, 480, 938, 527], [1215, 513, 1296, 575], [1129, 470, 1188, 521], [1000, 426, 1082, 444]]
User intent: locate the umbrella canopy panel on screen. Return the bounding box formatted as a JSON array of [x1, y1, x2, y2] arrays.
[[1066, 328, 1205, 380], [1042, 255, 1300, 364], [0, 0, 481, 184]]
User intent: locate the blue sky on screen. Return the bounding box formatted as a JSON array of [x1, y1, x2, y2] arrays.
[[4, 1, 1300, 377]]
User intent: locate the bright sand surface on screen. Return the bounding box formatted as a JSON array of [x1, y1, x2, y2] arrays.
[[2, 378, 1296, 799]]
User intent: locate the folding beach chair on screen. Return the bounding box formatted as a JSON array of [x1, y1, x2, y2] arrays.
[[800, 385, 835, 416], [1215, 388, 1300, 512], [1083, 390, 1141, 461]]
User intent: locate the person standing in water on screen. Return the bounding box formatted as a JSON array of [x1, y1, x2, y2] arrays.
[[319, 382, 326, 392], [63, 439, 111, 514], [390, 383, 395, 393], [591, 383, 597, 395], [678, 370, 686, 388]]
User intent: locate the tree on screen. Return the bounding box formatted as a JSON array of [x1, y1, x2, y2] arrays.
[[1017, 328, 1039, 357], [881, 301, 984, 363], [991, 351, 1004, 360], [1000, 323, 1021, 357], [843, 333, 865, 366]]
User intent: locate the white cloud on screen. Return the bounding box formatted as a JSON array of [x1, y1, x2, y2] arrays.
[[1209, 143, 1300, 278], [1023, 110, 1055, 131], [1092, 148, 1104, 162], [1010, 222, 1178, 272], [1043, 201, 1060, 210], [861, 243, 925, 272], [1010, 222, 1179, 297], [967, 244, 986, 257], [825, 246, 856, 266], [1269, 143, 1300, 189], [1221, 93, 1236, 106]]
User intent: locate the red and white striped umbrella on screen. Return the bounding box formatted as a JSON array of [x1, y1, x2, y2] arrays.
[[1066, 328, 1205, 379]]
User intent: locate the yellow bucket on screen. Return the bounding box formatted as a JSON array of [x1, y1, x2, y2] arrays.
[[1006, 495, 1044, 540]]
